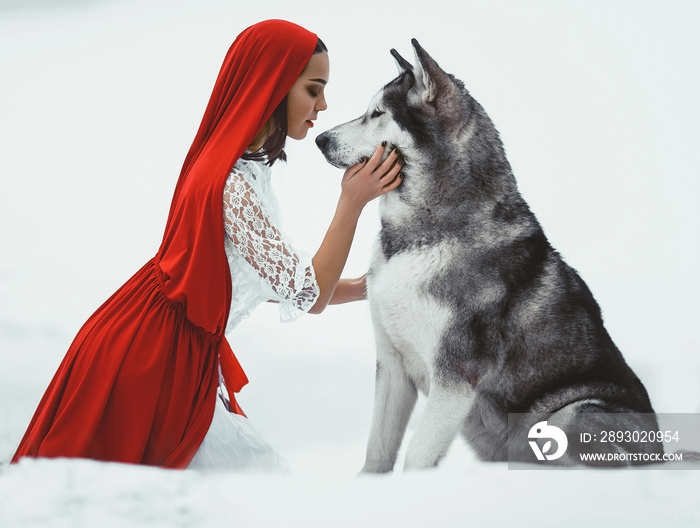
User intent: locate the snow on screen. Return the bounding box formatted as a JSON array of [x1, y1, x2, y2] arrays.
[[1, 457, 698, 528], [1, 0, 699, 526]]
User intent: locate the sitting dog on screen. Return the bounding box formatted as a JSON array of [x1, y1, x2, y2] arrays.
[[316, 40, 661, 470]]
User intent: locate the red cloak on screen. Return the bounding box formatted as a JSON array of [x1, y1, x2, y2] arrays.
[[12, 20, 318, 468]]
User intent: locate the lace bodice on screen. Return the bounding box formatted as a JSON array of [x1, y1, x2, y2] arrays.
[[222, 156, 319, 333]]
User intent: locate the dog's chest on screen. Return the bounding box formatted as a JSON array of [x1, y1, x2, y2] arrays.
[[368, 236, 455, 383]]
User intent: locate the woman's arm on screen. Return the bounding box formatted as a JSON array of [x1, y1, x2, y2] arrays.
[[308, 144, 402, 314]]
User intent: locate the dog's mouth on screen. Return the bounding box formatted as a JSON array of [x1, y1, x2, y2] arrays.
[[351, 148, 406, 174], [325, 158, 352, 170], [352, 144, 401, 168], [322, 154, 374, 170], [315, 134, 402, 171]]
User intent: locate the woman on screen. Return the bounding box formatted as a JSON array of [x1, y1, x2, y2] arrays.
[[11, 19, 403, 470]]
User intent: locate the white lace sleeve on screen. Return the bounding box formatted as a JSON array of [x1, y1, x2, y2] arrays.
[[223, 168, 319, 320]]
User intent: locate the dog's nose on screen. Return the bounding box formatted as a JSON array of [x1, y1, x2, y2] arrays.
[[315, 133, 329, 151]]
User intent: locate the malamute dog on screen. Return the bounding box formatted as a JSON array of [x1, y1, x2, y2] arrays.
[[316, 40, 662, 470]]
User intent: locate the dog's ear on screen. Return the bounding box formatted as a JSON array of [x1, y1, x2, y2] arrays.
[[411, 39, 451, 106], [390, 48, 413, 75]]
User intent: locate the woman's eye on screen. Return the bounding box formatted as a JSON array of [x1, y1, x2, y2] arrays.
[[308, 88, 319, 97], [370, 109, 384, 119]]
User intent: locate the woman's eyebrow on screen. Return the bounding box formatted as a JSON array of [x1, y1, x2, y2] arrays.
[[309, 78, 327, 85]]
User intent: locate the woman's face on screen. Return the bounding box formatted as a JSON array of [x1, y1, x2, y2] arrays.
[[286, 51, 329, 140]]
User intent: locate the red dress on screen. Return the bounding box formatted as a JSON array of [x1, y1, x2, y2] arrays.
[[11, 20, 318, 469]]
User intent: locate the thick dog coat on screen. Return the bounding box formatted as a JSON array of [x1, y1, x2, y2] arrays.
[[316, 40, 661, 470]]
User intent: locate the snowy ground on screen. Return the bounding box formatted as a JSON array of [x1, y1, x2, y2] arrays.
[[1, 0, 700, 526]]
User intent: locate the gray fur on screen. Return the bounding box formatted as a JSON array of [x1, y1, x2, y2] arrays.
[[316, 40, 661, 470]]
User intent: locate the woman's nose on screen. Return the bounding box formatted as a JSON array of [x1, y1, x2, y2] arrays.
[[316, 93, 327, 112]]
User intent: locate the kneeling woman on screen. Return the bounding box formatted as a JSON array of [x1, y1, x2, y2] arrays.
[[12, 19, 404, 470]]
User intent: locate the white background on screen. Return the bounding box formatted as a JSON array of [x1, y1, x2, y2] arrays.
[[1, 1, 699, 526]]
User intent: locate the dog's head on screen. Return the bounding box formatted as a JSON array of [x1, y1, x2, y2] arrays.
[[315, 39, 478, 174]]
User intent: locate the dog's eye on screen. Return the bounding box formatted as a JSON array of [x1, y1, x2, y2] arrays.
[[370, 109, 385, 119]]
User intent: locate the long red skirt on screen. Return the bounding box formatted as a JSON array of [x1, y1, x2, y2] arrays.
[[11, 258, 246, 468]]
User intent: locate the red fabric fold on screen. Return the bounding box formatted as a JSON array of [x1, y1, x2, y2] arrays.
[[219, 336, 249, 417], [12, 20, 317, 468]]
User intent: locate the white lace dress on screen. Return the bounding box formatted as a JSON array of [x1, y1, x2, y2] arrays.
[[188, 155, 319, 472]]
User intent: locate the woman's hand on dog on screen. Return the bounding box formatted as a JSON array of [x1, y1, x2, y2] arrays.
[[340, 142, 404, 211], [328, 274, 367, 305]]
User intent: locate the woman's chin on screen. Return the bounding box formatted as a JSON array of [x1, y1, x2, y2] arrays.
[[287, 129, 308, 141]]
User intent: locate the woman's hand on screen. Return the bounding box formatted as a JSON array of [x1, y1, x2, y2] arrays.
[[340, 143, 404, 212], [328, 275, 367, 305]]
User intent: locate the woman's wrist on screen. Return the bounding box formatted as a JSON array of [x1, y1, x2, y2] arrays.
[[308, 196, 362, 314], [337, 191, 366, 219]]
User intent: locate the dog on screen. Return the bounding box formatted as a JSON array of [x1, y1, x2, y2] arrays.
[[315, 40, 662, 470]]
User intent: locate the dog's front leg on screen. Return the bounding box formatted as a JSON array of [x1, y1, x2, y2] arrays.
[[361, 330, 418, 473], [403, 381, 473, 470]]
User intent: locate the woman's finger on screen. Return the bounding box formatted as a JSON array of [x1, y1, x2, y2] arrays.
[[382, 171, 404, 193], [343, 156, 368, 181], [374, 148, 402, 176], [365, 142, 390, 171], [378, 153, 404, 182]]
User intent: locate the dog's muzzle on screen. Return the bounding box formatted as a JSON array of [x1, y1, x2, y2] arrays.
[[315, 131, 349, 169], [315, 132, 331, 151]]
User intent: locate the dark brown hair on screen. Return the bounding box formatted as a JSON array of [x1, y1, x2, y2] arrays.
[[242, 37, 328, 166]]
